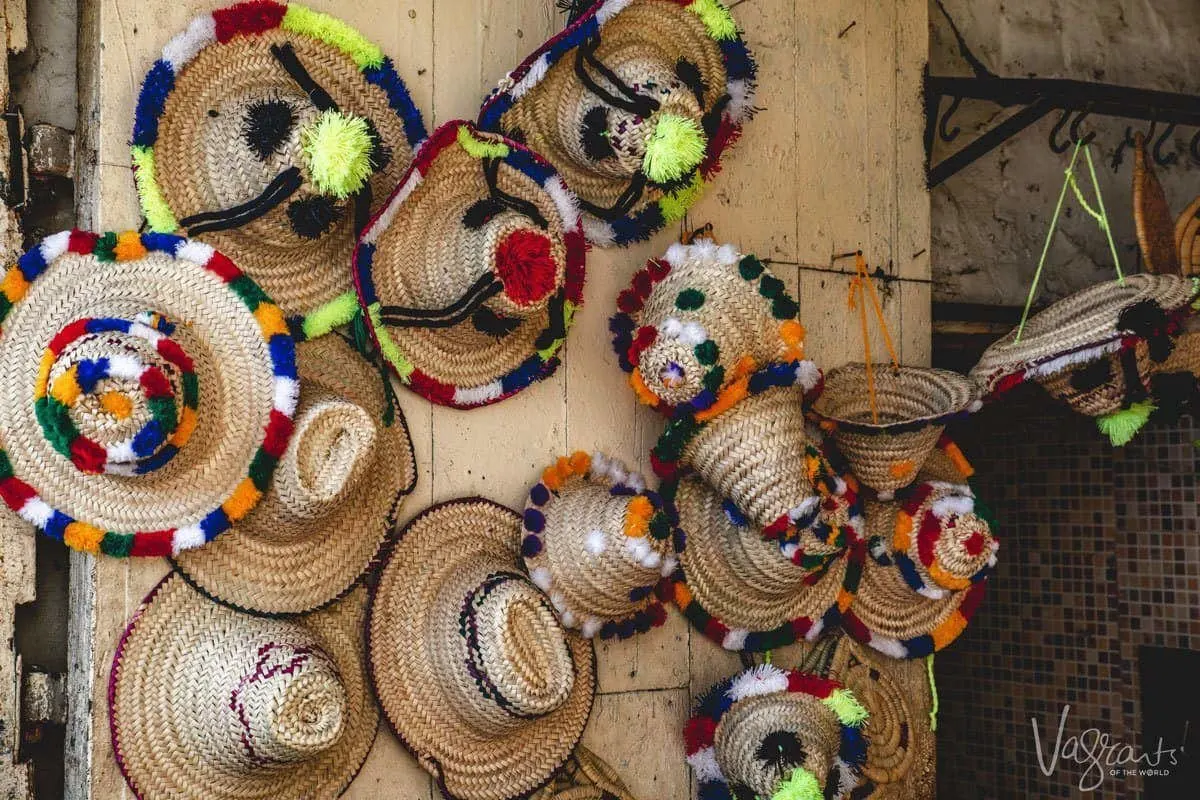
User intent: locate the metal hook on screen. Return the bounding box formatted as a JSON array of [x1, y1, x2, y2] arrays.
[[1048, 108, 1073, 153], [938, 95, 963, 143], [1068, 110, 1095, 146], [1112, 121, 1157, 171], [1190, 128, 1200, 164], [1153, 122, 1178, 166]]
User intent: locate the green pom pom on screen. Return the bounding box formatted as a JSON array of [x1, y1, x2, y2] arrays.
[[649, 512, 672, 540], [771, 768, 822, 800], [687, 0, 739, 41], [1097, 399, 1155, 446], [302, 291, 361, 340], [659, 172, 705, 222], [282, 4, 384, 69], [772, 294, 799, 320], [694, 340, 719, 365], [643, 114, 707, 185], [131, 146, 179, 232], [739, 256, 764, 280], [759, 273, 784, 300], [676, 288, 706, 310], [302, 110, 375, 199], [823, 687, 869, 727], [93, 232, 119, 262], [703, 365, 726, 392]]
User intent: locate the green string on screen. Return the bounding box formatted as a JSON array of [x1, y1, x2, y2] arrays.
[[926, 654, 939, 732], [764, 649, 772, 664]]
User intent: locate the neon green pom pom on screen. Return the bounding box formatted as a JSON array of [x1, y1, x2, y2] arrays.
[[282, 4, 384, 69], [771, 768, 822, 800], [660, 172, 706, 222], [457, 125, 510, 160], [687, 0, 739, 41], [366, 302, 414, 379], [302, 291, 360, 340], [131, 146, 179, 232], [643, 114, 707, 185], [1097, 399, 1155, 446], [301, 110, 375, 199], [823, 688, 869, 728]]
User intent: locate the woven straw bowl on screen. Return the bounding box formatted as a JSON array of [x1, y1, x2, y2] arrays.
[[109, 575, 377, 799], [368, 499, 595, 800], [173, 335, 415, 615], [813, 364, 978, 494]]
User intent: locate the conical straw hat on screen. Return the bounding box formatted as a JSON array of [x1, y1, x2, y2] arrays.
[[0, 230, 297, 558], [132, 1, 426, 318], [108, 575, 377, 799], [173, 335, 415, 615], [686, 664, 869, 800], [609, 239, 814, 412], [521, 451, 674, 640], [368, 499, 595, 800], [478, 0, 757, 246]]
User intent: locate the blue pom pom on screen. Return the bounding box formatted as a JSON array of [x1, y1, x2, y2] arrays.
[[141, 232, 185, 255], [698, 781, 734, 800], [75, 358, 109, 393], [523, 508, 545, 533], [529, 483, 550, 506], [721, 499, 748, 527], [132, 60, 175, 147], [520, 534, 543, 558], [841, 726, 868, 766], [629, 584, 653, 602], [362, 58, 427, 146]]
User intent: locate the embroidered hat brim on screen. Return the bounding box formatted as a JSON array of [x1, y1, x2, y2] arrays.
[[0, 231, 297, 558], [354, 121, 586, 408], [478, 0, 757, 246], [172, 335, 416, 615], [133, 0, 427, 318], [367, 499, 595, 800], [108, 575, 378, 800]]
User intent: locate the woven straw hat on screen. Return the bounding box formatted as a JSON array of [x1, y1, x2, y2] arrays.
[[133, 1, 426, 318], [842, 499, 989, 660], [172, 334, 415, 615], [685, 664, 869, 800], [109, 574, 377, 799], [354, 121, 587, 408], [0, 230, 297, 558], [521, 450, 674, 640], [609, 239, 815, 412], [666, 475, 863, 652], [368, 499, 595, 800], [651, 362, 826, 540], [478, 0, 757, 246], [812, 364, 979, 496]]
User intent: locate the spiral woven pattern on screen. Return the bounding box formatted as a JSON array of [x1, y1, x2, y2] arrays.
[[108, 575, 377, 799], [368, 499, 595, 800], [355, 121, 586, 408], [134, 1, 426, 317], [892, 483, 997, 598], [173, 335, 415, 615], [0, 231, 296, 558]]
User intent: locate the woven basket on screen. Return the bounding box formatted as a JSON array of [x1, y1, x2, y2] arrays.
[[813, 364, 978, 495], [1134, 136, 1181, 275], [1176, 196, 1200, 276], [529, 747, 639, 800]]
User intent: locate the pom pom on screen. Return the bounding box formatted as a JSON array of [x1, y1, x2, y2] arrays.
[[728, 664, 788, 701], [684, 717, 718, 754], [301, 110, 374, 198], [523, 508, 546, 533], [643, 114, 707, 185], [687, 0, 739, 41], [771, 768, 821, 800], [521, 534, 543, 558], [676, 288, 706, 311], [495, 230, 558, 307], [580, 618, 602, 638], [530, 566, 553, 591], [822, 688, 869, 728], [1096, 399, 1155, 446], [585, 528, 607, 555]]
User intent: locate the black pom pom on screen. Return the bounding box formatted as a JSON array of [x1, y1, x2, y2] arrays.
[[363, 119, 392, 172], [756, 730, 808, 774], [1117, 299, 1167, 337], [287, 196, 343, 239], [1069, 358, 1113, 392], [581, 106, 615, 161], [675, 57, 708, 104], [1150, 371, 1200, 419], [243, 99, 297, 161], [463, 198, 505, 229], [472, 306, 521, 337]]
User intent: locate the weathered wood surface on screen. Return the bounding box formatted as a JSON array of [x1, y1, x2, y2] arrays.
[[70, 1, 930, 798]]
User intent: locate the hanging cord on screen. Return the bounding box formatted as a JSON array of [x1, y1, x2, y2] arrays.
[[847, 253, 900, 423], [926, 654, 939, 732], [1016, 140, 1124, 341]]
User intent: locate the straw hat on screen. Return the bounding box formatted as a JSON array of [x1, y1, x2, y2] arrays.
[[521, 450, 674, 640], [172, 334, 415, 615], [368, 499, 595, 800], [685, 664, 869, 800], [842, 499, 990, 660], [666, 475, 863, 652], [354, 121, 587, 408], [651, 362, 826, 540], [108, 574, 377, 799], [609, 238, 815, 412], [0, 230, 297, 557], [132, 1, 426, 318], [478, 0, 757, 246], [812, 364, 979, 496]]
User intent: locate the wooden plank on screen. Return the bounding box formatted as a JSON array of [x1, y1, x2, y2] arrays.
[[4, 0, 26, 54], [581, 690, 691, 800]]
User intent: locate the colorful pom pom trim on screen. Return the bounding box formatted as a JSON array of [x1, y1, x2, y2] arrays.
[[522, 450, 673, 640], [890, 482, 997, 597], [840, 579, 988, 660], [0, 230, 298, 558], [477, 0, 758, 245], [353, 121, 587, 409], [131, 1, 427, 232], [685, 665, 867, 800]]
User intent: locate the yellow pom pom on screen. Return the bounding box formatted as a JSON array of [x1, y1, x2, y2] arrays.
[[772, 768, 822, 800], [643, 114, 707, 185], [301, 110, 375, 199]]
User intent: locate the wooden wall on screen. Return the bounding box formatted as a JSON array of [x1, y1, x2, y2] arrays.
[[68, 1, 930, 797]]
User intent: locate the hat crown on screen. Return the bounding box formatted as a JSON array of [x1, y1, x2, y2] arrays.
[[715, 693, 841, 798]]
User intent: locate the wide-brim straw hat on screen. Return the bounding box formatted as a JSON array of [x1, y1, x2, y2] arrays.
[[651, 361, 826, 538], [969, 274, 1198, 403], [609, 238, 812, 412], [842, 500, 988, 660], [477, 0, 757, 246], [108, 574, 377, 799], [368, 499, 595, 800], [666, 475, 863, 652], [521, 450, 674, 640], [0, 230, 297, 558], [172, 334, 415, 615], [685, 664, 868, 800], [132, 1, 427, 318], [886, 482, 997, 600], [354, 121, 587, 408], [812, 364, 979, 496]]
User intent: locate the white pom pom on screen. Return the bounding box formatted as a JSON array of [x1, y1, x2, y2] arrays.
[[580, 618, 602, 639], [585, 529, 608, 555], [626, 472, 647, 493], [686, 747, 722, 782], [664, 242, 690, 265], [530, 567, 553, 591], [550, 593, 567, 613], [641, 550, 662, 570], [715, 243, 740, 265], [626, 537, 651, 562], [679, 321, 709, 346], [794, 360, 822, 391], [661, 317, 684, 338], [727, 664, 787, 699], [660, 555, 678, 577], [560, 609, 577, 628]]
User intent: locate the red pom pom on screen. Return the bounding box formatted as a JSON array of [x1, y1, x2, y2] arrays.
[[67, 230, 99, 255], [156, 338, 194, 372], [683, 716, 717, 755], [213, 0, 286, 43], [204, 251, 242, 283], [649, 451, 677, 479], [139, 368, 172, 398], [409, 371, 456, 406], [48, 319, 90, 355], [993, 371, 1025, 395], [627, 326, 657, 363], [617, 289, 641, 314], [495, 229, 558, 307], [647, 602, 668, 627], [632, 270, 652, 298], [129, 528, 174, 557], [646, 258, 671, 280], [69, 438, 107, 475], [261, 410, 294, 458]]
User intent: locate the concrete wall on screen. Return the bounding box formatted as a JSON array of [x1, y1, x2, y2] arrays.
[[930, 0, 1200, 306]]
